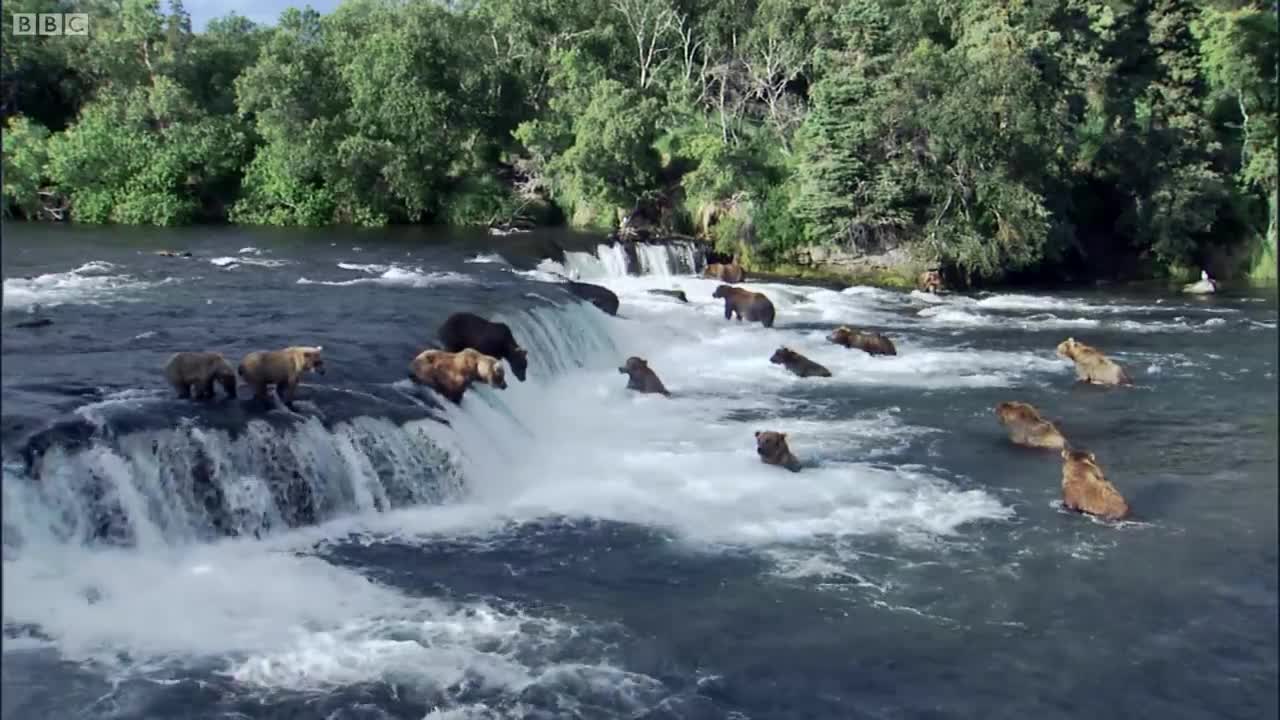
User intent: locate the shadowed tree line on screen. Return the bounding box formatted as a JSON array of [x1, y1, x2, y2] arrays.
[[2, 0, 1275, 284]]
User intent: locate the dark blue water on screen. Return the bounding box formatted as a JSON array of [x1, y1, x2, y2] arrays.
[[3, 225, 1277, 720]]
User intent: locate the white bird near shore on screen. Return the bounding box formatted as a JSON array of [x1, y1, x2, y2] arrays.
[[1182, 269, 1218, 295]]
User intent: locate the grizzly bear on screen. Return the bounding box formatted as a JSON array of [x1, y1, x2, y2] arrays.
[[437, 312, 529, 382], [647, 289, 688, 303], [827, 326, 897, 356], [713, 285, 775, 328], [769, 347, 832, 378], [164, 351, 238, 400], [409, 348, 507, 405], [564, 280, 620, 316], [1060, 448, 1131, 521], [618, 356, 670, 396], [917, 269, 944, 293], [755, 430, 801, 472], [237, 346, 325, 407], [704, 262, 746, 283], [1055, 337, 1131, 386], [994, 401, 1067, 450]]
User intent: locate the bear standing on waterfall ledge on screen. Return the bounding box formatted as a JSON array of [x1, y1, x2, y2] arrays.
[[713, 285, 776, 328], [1055, 337, 1131, 386], [410, 348, 507, 405], [437, 312, 529, 382], [238, 346, 326, 408], [164, 351, 238, 400]]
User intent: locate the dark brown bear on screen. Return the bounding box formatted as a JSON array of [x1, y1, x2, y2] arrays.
[[769, 347, 831, 378], [164, 351, 238, 400], [755, 430, 801, 472], [438, 312, 530, 382], [647, 289, 688, 303], [564, 280, 620, 316], [827, 326, 897, 356], [618, 356, 670, 396], [713, 285, 776, 328]]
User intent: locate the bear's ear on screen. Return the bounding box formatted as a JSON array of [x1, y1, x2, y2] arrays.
[[1087, 451, 1096, 462], [781, 433, 788, 440], [754, 431, 761, 438]]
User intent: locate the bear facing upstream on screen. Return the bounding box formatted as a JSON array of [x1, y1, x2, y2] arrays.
[[238, 346, 325, 407], [1060, 449, 1131, 521], [994, 401, 1067, 450], [618, 356, 670, 396], [410, 348, 507, 405], [713, 285, 776, 328], [827, 326, 897, 356], [164, 351, 238, 400], [769, 347, 831, 378], [438, 312, 529, 382], [1055, 337, 1131, 386], [564, 280, 620, 316], [755, 431, 801, 472]]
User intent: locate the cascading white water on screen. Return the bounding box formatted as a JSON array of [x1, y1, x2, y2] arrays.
[[557, 241, 705, 279], [4, 416, 464, 549]]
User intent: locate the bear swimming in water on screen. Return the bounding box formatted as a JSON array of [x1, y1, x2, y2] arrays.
[[164, 351, 238, 400], [994, 401, 1067, 450], [755, 430, 801, 472], [618, 356, 670, 396], [238, 346, 325, 408], [1060, 448, 1131, 521], [713, 285, 775, 328], [647, 289, 688, 303], [409, 348, 507, 405], [827, 326, 897, 356], [1055, 337, 1131, 386], [769, 347, 832, 378], [564, 280, 620, 316], [438, 312, 529, 382]]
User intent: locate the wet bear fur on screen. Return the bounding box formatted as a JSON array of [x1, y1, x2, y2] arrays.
[[1055, 337, 1131, 386], [618, 356, 670, 396], [827, 326, 897, 356], [755, 430, 801, 472], [164, 351, 238, 400], [769, 347, 831, 378], [238, 346, 325, 407], [713, 285, 776, 328], [410, 348, 507, 405], [438, 312, 529, 382]]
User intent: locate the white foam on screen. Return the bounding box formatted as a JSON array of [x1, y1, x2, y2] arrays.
[[3, 262, 173, 311], [465, 253, 509, 265], [209, 256, 290, 269], [299, 266, 476, 288]]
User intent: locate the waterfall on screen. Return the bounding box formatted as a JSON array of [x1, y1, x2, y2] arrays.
[[557, 241, 706, 279]]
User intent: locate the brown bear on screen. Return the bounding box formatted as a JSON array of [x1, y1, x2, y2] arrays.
[[647, 289, 688, 303], [437, 312, 529, 382], [994, 401, 1067, 450], [564, 280, 620, 316], [1055, 337, 1131, 386], [713, 285, 776, 328], [618, 356, 670, 396], [164, 351, 238, 400], [917, 269, 944, 293], [1060, 448, 1131, 521], [409, 348, 507, 405], [827, 326, 897, 356], [704, 261, 746, 283], [769, 347, 832, 378], [755, 430, 801, 472], [238, 346, 325, 407]]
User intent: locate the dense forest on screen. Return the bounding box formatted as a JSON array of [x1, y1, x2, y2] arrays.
[[2, 0, 1276, 285]]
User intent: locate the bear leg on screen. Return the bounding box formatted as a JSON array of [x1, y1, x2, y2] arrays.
[[173, 382, 192, 399], [723, 301, 733, 321], [197, 378, 216, 400]]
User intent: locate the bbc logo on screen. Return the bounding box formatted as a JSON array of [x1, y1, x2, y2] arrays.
[[12, 13, 89, 36]]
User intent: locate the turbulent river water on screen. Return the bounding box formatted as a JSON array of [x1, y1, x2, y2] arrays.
[[2, 224, 1277, 720]]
